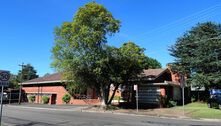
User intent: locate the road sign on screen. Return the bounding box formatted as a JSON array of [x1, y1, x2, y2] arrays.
[[0, 70, 10, 86], [0, 70, 10, 125]]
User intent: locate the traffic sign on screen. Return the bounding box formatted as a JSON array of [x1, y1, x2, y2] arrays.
[[0, 70, 10, 86], [0, 70, 10, 125]]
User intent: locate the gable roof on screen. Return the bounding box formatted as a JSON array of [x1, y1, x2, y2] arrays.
[[140, 68, 169, 80], [20, 73, 64, 85], [21, 68, 170, 85]]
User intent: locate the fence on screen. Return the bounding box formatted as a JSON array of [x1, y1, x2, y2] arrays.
[[2, 91, 26, 104]]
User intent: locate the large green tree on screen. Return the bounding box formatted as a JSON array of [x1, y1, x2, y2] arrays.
[[51, 2, 155, 105], [169, 22, 221, 88], [52, 2, 120, 105]]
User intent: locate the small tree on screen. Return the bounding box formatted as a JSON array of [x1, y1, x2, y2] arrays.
[[28, 96, 35, 103], [42, 96, 50, 104], [62, 94, 71, 104]]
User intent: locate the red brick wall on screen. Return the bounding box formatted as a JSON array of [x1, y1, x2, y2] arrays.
[[22, 86, 100, 105]]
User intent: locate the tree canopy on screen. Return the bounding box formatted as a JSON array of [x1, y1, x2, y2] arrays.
[[8, 64, 38, 89], [169, 22, 221, 87], [52, 2, 161, 105], [18, 64, 39, 82], [143, 57, 161, 69]]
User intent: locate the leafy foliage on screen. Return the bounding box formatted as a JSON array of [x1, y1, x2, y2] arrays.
[[42, 96, 50, 104], [9, 74, 19, 89], [169, 22, 221, 87], [8, 64, 39, 89], [51, 2, 161, 105], [28, 95, 35, 103], [143, 57, 162, 69], [62, 94, 71, 104], [18, 64, 39, 82]]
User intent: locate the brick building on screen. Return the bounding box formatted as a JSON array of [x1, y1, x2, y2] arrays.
[[21, 68, 181, 106], [21, 73, 100, 105]]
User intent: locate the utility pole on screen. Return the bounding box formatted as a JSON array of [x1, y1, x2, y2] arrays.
[[18, 63, 25, 105]]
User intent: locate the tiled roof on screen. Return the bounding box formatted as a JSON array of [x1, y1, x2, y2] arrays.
[[140, 68, 168, 80], [21, 68, 169, 85], [21, 73, 64, 85], [142, 68, 167, 77]]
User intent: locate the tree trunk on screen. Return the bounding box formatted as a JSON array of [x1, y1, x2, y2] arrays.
[[100, 84, 110, 106], [107, 84, 120, 105]]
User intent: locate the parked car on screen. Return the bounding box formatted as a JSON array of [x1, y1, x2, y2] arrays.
[[207, 89, 221, 109]]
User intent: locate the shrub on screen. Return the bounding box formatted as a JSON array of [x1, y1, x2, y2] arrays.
[[158, 95, 168, 107], [158, 95, 177, 108], [28, 95, 35, 103], [104, 105, 118, 110], [62, 94, 71, 104], [42, 96, 50, 104], [168, 100, 177, 107], [113, 96, 122, 102]]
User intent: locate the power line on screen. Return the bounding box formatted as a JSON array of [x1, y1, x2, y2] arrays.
[[133, 3, 221, 39], [145, 36, 221, 56]]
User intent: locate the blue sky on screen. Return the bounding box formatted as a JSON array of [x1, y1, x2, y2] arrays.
[[1, 0, 221, 76]]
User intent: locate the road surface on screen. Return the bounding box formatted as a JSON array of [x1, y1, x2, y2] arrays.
[[1, 105, 220, 126]]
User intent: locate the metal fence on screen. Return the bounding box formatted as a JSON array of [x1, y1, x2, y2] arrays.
[[2, 92, 26, 104]]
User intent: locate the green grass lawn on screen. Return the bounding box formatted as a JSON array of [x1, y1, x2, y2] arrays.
[[176, 102, 221, 119]]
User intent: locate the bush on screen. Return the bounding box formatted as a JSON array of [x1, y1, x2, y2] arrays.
[[158, 95, 177, 108], [113, 96, 122, 102], [28, 95, 35, 103], [62, 94, 71, 104], [42, 96, 50, 104], [104, 105, 118, 110], [168, 100, 177, 107], [158, 95, 168, 107]]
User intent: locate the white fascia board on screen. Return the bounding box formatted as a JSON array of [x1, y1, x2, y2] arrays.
[[19, 80, 68, 85]]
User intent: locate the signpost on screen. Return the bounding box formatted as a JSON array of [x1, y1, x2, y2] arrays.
[[134, 84, 138, 113], [0, 70, 10, 125]]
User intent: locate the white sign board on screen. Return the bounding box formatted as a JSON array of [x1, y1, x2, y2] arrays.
[[0, 70, 10, 86], [134, 84, 137, 91]]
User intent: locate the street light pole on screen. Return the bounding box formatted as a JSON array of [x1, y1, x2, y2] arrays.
[[18, 63, 24, 105]]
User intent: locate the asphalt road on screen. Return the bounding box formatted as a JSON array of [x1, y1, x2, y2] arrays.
[[1, 105, 221, 126]]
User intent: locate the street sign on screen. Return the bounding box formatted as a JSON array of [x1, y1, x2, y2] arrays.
[[0, 70, 10, 86], [0, 70, 10, 125]]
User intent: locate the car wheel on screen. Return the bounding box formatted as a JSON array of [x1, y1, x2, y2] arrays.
[[208, 103, 212, 108]]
